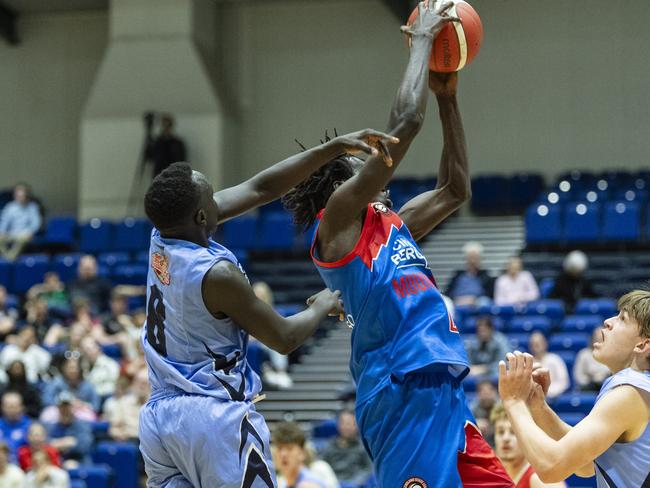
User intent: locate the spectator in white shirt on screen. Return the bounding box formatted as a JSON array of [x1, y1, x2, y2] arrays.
[[0, 184, 41, 262], [528, 331, 569, 398], [0, 327, 51, 384], [24, 449, 69, 488], [494, 257, 540, 307], [573, 328, 611, 391], [0, 441, 23, 487], [79, 337, 120, 398]]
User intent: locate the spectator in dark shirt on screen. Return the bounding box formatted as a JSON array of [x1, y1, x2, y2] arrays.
[[0, 392, 31, 459], [470, 379, 498, 446], [445, 242, 494, 306], [549, 250, 597, 313], [45, 392, 93, 468], [321, 409, 372, 485], [465, 317, 509, 379], [24, 298, 63, 344], [67, 255, 112, 314], [145, 114, 187, 178], [0, 361, 42, 419], [0, 183, 42, 261]]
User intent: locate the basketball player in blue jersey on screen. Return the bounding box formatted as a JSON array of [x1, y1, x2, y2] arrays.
[[499, 290, 650, 487], [138, 127, 398, 487], [283, 2, 513, 487]]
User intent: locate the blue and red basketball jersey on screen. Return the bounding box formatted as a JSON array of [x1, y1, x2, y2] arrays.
[[311, 202, 470, 405]]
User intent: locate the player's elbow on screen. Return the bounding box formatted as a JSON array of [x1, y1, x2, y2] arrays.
[[536, 460, 571, 483]]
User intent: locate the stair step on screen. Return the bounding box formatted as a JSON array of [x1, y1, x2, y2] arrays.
[[256, 400, 342, 412], [261, 411, 335, 423], [265, 391, 340, 401], [291, 372, 350, 382], [291, 364, 349, 374]]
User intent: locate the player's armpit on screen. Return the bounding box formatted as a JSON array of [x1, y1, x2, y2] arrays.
[[536, 385, 647, 483], [398, 186, 467, 242]]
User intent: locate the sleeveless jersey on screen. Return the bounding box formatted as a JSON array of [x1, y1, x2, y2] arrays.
[[310, 202, 469, 405], [514, 463, 535, 488], [142, 229, 261, 402], [594, 368, 650, 487]]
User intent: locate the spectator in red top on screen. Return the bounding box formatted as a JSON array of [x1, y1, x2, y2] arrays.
[[17, 422, 60, 471]]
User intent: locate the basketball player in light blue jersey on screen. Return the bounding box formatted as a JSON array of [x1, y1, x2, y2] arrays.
[[499, 290, 650, 487], [138, 128, 398, 488]]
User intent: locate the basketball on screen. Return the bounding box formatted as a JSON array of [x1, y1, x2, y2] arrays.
[[407, 0, 483, 73]]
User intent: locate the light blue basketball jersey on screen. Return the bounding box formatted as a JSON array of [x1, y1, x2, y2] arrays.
[[143, 229, 262, 402], [594, 368, 650, 487]]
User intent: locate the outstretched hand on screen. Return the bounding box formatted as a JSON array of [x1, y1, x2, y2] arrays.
[[401, 1, 459, 41], [333, 129, 400, 167]]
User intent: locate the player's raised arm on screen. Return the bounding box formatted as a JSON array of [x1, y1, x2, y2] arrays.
[[398, 71, 471, 242], [213, 129, 397, 223], [318, 1, 457, 241], [201, 261, 343, 354]]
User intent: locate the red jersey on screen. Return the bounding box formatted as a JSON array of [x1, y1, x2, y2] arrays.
[[515, 464, 535, 488]]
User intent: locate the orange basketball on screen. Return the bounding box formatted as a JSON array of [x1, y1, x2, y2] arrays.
[[407, 0, 483, 73]]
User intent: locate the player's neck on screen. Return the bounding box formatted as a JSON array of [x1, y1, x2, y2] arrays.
[[284, 466, 301, 485], [503, 457, 528, 482], [160, 227, 209, 248]]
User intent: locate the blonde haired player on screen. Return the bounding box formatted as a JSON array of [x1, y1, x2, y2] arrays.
[[490, 403, 566, 488], [499, 290, 650, 486]]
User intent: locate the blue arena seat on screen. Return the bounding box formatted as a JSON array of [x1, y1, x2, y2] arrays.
[[113, 218, 150, 252], [602, 201, 639, 241], [539, 277, 555, 298], [312, 418, 338, 439], [559, 412, 585, 427], [552, 392, 597, 415], [12, 254, 49, 294], [471, 175, 510, 213], [112, 264, 147, 285], [53, 253, 82, 282], [555, 350, 576, 377], [508, 316, 551, 335], [97, 252, 130, 268], [258, 212, 296, 250], [275, 303, 302, 317], [43, 216, 77, 246], [507, 333, 531, 351], [548, 332, 589, 353], [509, 173, 544, 210], [562, 315, 603, 333], [101, 344, 122, 360], [563, 202, 601, 242], [93, 442, 139, 488], [521, 299, 565, 321], [68, 464, 112, 488], [0, 259, 11, 289], [460, 316, 505, 335], [134, 250, 149, 265], [80, 219, 113, 253], [575, 298, 617, 317], [476, 304, 515, 322], [525, 204, 562, 243], [222, 214, 257, 250], [70, 479, 87, 488]]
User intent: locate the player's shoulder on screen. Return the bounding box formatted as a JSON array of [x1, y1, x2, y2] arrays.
[[203, 260, 243, 285]]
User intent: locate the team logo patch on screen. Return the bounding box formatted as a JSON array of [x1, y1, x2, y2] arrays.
[[373, 202, 390, 214], [151, 252, 170, 285], [403, 478, 427, 488]]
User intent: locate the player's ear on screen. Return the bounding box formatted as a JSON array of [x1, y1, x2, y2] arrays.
[[195, 208, 207, 227], [333, 180, 344, 190], [634, 337, 650, 356]]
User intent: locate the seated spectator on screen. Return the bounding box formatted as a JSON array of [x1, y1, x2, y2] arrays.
[[573, 328, 611, 391], [490, 403, 566, 487], [107, 369, 150, 442], [303, 444, 339, 488], [0, 326, 51, 384], [549, 250, 597, 313], [24, 449, 70, 488], [43, 356, 100, 414], [493, 257, 540, 307], [79, 337, 119, 398], [27, 272, 70, 317], [45, 392, 93, 468], [0, 183, 42, 262], [528, 331, 569, 398], [273, 422, 326, 488], [0, 392, 31, 459], [321, 409, 372, 485], [17, 422, 60, 471], [24, 298, 64, 345], [470, 379, 498, 446], [100, 292, 135, 352], [0, 440, 24, 486], [67, 255, 112, 314], [0, 361, 42, 418], [0, 286, 17, 341], [252, 282, 293, 390], [466, 317, 509, 378], [445, 242, 494, 306]]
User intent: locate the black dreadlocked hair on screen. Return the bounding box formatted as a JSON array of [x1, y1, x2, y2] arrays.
[[144, 162, 201, 230], [282, 131, 357, 232]]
